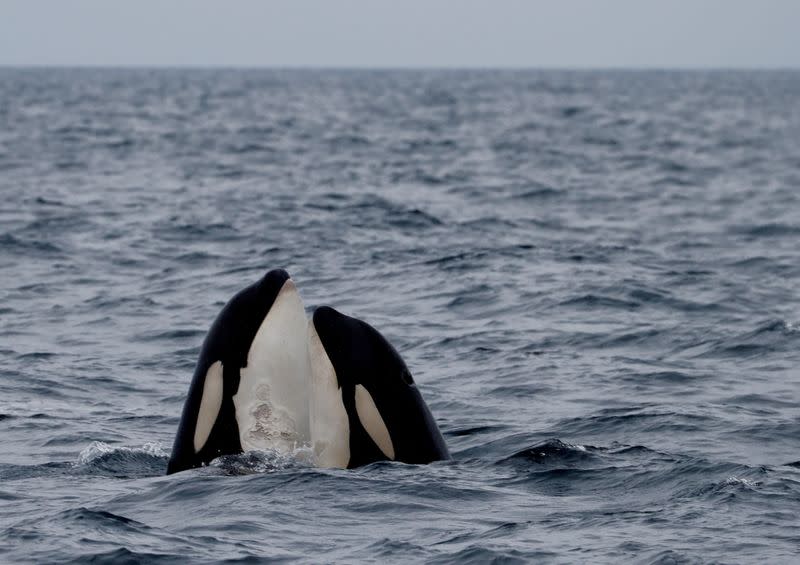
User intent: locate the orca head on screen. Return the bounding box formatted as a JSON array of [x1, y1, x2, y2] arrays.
[[308, 306, 449, 468], [167, 268, 311, 474]]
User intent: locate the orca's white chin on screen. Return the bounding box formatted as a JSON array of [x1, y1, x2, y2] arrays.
[[307, 321, 351, 468], [232, 278, 312, 453], [230, 277, 352, 468]]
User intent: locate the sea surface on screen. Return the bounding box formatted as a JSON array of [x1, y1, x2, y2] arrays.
[[1, 69, 799, 564]]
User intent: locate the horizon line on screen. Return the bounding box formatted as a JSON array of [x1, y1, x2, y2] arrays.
[[1, 63, 799, 72]]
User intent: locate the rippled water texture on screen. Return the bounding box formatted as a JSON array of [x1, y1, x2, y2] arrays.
[[1, 69, 799, 563]]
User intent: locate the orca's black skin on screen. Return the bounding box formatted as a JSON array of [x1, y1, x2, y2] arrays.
[[166, 269, 290, 475], [312, 306, 450, 468]]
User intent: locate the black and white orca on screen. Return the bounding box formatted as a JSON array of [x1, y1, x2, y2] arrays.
[[167, 269, 312, 475], [308, 306, 450, 468], [167, 269, 449, 474]]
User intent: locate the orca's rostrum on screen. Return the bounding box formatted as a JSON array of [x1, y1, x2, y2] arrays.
[[167, 269, 448, 474]]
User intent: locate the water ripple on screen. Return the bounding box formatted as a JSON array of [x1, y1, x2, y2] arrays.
[[2, 68, 799, 563]]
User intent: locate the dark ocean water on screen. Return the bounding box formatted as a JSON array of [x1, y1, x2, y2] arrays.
[[1, 68, 799, 564]]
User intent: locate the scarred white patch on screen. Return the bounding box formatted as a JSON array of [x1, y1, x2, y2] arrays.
[[233, 279, 312, 453]]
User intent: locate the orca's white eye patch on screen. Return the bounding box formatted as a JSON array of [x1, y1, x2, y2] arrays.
[[194, 361, 224, 453], [354, 384, 395, 460]]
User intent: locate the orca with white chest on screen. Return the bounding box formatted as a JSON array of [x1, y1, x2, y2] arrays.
[[167, 269, 449, 474], [308, 306, 450, 468], [167, 269, 312, 475]]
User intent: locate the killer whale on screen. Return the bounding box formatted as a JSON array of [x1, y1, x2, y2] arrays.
[[167, 269, 312, 474], [167, 269, 448, 474], [308, 306, 450, 468]]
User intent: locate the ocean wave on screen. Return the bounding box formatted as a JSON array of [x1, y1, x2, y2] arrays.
[[75, 442, 169, 478]]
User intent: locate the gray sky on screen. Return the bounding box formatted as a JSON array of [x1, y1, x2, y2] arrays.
[[1, 0, 798, 68]]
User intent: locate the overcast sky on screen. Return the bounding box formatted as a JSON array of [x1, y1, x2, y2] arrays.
[[1, 0, 798, 68]]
